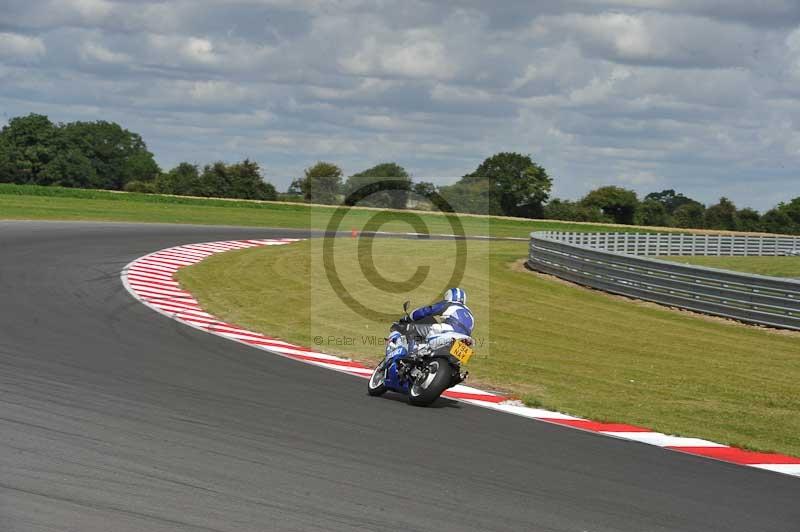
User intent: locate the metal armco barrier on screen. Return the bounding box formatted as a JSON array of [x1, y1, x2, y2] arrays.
[[533, 231, 800, 256], [527, 232, 800, 331]]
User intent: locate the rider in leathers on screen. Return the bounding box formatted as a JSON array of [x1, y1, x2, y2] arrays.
[[400, 287, 474, 351]]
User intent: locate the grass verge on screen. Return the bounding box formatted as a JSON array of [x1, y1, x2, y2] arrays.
[[1, 183, 652, 238], [659, 255, 800, 278], [178, 238, 800, 457]]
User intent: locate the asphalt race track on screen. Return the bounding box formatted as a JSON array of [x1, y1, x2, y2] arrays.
[[0, 221, 797, 532]]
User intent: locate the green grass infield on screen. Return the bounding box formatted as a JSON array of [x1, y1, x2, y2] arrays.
[[1, 183, 655, 238]]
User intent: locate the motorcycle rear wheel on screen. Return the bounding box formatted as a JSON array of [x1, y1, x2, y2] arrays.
[[408, 359, 451, 406]]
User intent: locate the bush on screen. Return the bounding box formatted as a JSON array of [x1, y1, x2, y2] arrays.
[[672, 201, 706, 228], [580, 186, 639, 224], [343, 162, 411, 209], [636, 199, 670, 227], [544, 198, 610, 222], [296, 162, 343, 204], [124, 180, 157, 193]]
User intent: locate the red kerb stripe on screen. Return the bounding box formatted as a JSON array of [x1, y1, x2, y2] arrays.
[[666, 446, 800, 465], [442, 391, 507, 403], [245, 339, 315, 352], [126, 276, 179, 289], [285, 353, 367, 368], [543, 419, 651, 432]]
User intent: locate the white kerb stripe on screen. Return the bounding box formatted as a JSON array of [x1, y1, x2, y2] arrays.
[[751, 464, 800, 476], [600, 432, 728, 448], [477, 402, 583, 420]]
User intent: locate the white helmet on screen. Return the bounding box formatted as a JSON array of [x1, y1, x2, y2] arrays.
[[444, 287, 466, 305]]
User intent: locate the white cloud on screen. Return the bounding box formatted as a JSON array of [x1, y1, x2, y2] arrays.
[[576, 13, 655, 59], [69, 0, 113, 20], [128, 79, 263, 110], [430, 84, 495, 104], [535, 11, 762, 68], [80, 42, 130, 64], [567, 66, 632, 105], [0, 33, 46, 61], [184, 37, 215, 63], [577, 0, 800, 26], [340, 29, 456, 80], [382, 35, 452, 79], [141, 33, 275, 72], [617, 170, 660, 186], [785, 26, 800, 80]]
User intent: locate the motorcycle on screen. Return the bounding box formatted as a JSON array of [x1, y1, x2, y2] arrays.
[[367, 301, 473, 406]]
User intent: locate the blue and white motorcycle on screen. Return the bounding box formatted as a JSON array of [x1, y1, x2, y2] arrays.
[[367, 301, 473, 406]]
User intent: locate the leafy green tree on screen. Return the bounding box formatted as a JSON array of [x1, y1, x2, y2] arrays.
[[704, 197, 739, 230], [298, 161, 343, 204], [779, 197, 800, 226], [0, 114, 160, 189], [543, 198, 610, 222], [761, 207, 798, 234], [759, 197, 800, 234], [411, 181, 437, 199], [39, 148, 96, 187], [228, 159, 276, 200], [580, 186, 639, 224], [0, 113, 59, 183], [196, 160, 276, 200], [644, 189, 696, 214], [197, 162, 229, 197], [60, 120, 159, 189], [636, 199, 670, 227], [287, 178, 304, 196], [125, 151, 161, 185], [461, 152, 551, 217], [672, 201, 706, 228], [736, 208, 762, 232], [344, 162, 411, 209], [438, 179, 500, 215], [542, 198, 572, 220], [0, 138, 18, 182], [155, 162, 202, 195], [410, 181, 454, 212]]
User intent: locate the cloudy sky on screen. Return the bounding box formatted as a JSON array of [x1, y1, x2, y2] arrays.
[[2, 0, 800, 210]]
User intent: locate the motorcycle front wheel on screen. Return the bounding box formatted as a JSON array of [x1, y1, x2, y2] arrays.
[[408, 359, 452, 406], [367, 362, 387, 396]]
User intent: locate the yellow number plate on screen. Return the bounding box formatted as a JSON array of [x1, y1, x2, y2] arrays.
[[449, 340, 473, 365]]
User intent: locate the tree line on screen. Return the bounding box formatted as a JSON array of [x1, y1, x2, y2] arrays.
[[278, 156, 800, 235], [290, 153, 552, 219], [2, 113, 799, 234], [0, 114, 277, 200], [543, 186, 800, 234]]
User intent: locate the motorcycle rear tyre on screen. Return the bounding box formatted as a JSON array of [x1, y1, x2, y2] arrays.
[[408, 359, 451, 406]]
